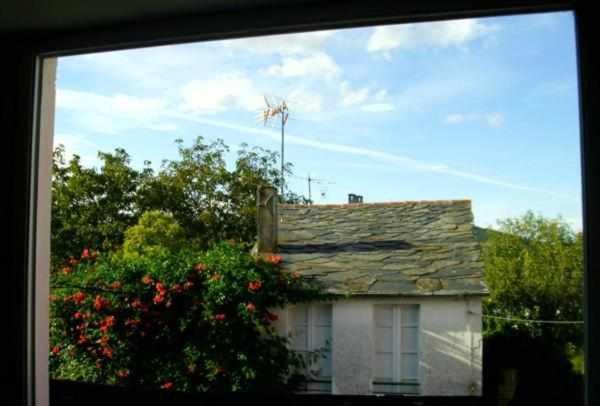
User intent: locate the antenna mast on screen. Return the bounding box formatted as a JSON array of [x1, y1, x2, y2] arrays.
[[262, 95, 289, 196]]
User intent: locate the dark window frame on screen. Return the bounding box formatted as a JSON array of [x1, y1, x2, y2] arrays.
[[4, 1, 598, 405]]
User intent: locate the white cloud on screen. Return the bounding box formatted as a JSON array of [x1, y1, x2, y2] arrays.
[[444, 112, 505, 128], [361, 103, 395, 113], [263, 52, 340, 79], [179, 75, 263, 114], [56, 89, 175, 134], [367, 19, 498, 56], [53, 133, 100, 167], [286, 88, 324, 114], [340, 82, 370, 107], [219, 31, 335, 56], [167, 114, 572, 201], [485, 113, 505, 128]]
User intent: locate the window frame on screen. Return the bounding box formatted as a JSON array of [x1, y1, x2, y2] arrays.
[[287, 303, 333, 393], [5, 1, 599, 406], [373, 304, 421, 395]]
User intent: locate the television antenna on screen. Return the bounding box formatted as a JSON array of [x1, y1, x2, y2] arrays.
[[261, 95, 289, 195]]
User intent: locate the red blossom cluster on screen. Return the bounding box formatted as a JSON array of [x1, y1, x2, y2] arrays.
[[94, 295, 109, 311], [116, 369, 129, 378], [266, 254, 283, 265], [71, 291, 86, 304], [214, 313, 226, 321], [248, 280, 262, 292], [153, 282, 168, 305], [194, 263, 207, 273], [99, 315, 116, 333], [265, 312, 279, 322], [246, 303, 256, 313], [161, 381, 174, 390]]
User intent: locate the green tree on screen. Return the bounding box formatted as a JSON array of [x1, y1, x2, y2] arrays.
[[52, 137, 310, 269], [482, 211, 583, 347], [51, 146, 145, 267], [123, 211, 187, 258]]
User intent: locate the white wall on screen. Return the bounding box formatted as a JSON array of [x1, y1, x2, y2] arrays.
[[273, 295, 483, 396]]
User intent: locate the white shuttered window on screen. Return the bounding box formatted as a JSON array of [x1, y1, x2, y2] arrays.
[[373, 304, 420, 395]]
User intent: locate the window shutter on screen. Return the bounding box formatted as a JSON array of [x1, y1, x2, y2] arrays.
[[400, 305, 419, 381], [374, 305, 394, 382]]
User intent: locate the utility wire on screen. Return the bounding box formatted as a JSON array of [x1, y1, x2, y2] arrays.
[[469, 310, 583, 325]]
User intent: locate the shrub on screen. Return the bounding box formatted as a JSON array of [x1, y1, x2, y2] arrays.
[[50, 243, 332, 393]]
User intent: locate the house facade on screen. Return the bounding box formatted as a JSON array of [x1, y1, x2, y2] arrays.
[[255, 187, 487, 396]]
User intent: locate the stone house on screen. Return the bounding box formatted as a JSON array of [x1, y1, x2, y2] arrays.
[[255, 186, 487, 396]]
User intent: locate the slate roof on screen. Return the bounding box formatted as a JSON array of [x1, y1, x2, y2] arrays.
[[277, 200, 487, 296]]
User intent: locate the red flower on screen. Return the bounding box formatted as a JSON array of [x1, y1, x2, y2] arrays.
[[214, 313, 226, 321], [110, 281, 122, 289], [77, 334, 89, 345], [101, 347, 113, 359], [194, 263, 207, 273], [116, 369, 129, 378], [99, 315, 115, 333], [153, 294, 165, 305], [62, 267, 73, 275], [266, 312, 279, 322], [246, 303, 256, 313], [72, 291, 86, 305], [248, 280, 263, 292], [97, 335, 110, 347], [142, 275, 154, 285], [155, 282, 167, 295], [160, 381, 174, 390], [94, 295, 109, 311], [81, 248, 90, 259], [51, 345, 60, 355], [73, 311, 83, 320], [267, 254, 283, 265]]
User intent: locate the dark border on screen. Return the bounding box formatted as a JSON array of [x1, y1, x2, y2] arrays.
[[3, 1, 597, 406]]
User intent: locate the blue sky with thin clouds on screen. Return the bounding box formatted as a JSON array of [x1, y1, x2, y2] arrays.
[[54, 11, 582, 230]]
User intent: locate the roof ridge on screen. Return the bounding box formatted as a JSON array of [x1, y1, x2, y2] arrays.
[[280, 199, 472, 209]]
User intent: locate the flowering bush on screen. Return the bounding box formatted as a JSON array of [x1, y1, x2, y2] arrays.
[[50, 242, 333, 393]]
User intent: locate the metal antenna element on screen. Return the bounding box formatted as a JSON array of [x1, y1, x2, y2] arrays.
[[262, 95, 289, 196], [290, 173, 335, 203]]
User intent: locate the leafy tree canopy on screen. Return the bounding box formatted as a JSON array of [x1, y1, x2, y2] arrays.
[[52, 137, 309, 269], [482, 211, 583, 346]]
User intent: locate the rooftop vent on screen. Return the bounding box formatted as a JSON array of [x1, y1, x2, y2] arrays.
[[348, 193, 364, 204]]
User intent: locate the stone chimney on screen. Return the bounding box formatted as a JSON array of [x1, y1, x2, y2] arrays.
[[348, 193, 364, 204], [257, 185, 278, 253]]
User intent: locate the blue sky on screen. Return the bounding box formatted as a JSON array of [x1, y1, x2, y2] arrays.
[[54, 11, 582, 230]]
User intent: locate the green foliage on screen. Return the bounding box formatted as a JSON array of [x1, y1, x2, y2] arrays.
[[123, 211, 187, 258], [482, 211, 583, 348], [51, 146, 143, 267], [50, 241, 334, 393], [52, 137, 310, 269]]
